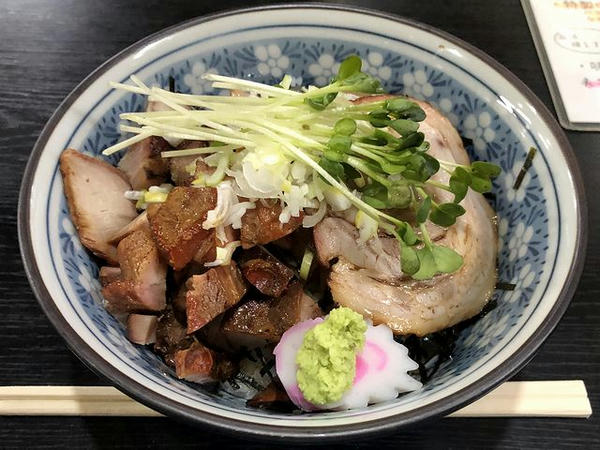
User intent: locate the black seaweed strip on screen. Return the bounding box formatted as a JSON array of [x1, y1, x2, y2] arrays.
[[513, 147, 537, 190]]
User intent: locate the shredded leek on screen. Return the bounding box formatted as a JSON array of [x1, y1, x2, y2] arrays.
[[106, 56, 500, 279], [300, 248, 314, 280]]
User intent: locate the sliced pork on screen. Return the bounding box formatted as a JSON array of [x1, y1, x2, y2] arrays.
[[314, 217, 402, 281], [147, 186, 217, 270], [180, 263, 247, 334], [60, 149, 137, 264], [241, 202, 303, 249], [101, 229, 167, 313], [326, 99, 497, 336]]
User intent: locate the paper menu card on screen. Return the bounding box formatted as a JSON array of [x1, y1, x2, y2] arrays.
[[522, 0, 600, 131]]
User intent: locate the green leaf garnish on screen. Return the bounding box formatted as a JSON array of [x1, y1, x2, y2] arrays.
[[389, 119, 419, 136], [334, 118, 357, 136], [337, 55, 362, 80], [416, 195, 432, 224], [429, 202, 466, 227], [431, 245, 464, 273], [106, 55, 501, 281]]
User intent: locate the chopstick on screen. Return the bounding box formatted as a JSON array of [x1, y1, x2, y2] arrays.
[[0, 381, 591, 418], [447, 380, 591, 418]]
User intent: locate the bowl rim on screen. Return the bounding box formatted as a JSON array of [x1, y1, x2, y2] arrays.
[[18, 2, 588, 441]]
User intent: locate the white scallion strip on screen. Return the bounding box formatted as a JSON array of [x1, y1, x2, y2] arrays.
[[204, 241, 241, 268], [107, 73, 408, 234], [205, 153, 230, 186], [203, 73, 301, 97], [302, 200, 327, 228], [102, 132, 151, 156], [160, 145, 237, 158], [299, 249, 314, 280], [144, 191, 168, 203], [355, 210, 379, 244]]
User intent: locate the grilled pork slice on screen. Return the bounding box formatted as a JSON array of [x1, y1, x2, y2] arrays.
[[181, 263, 247, 334], [60, 149, 138, 264], [102, 229, 167, 313], [240, 202, 303, 249], [108, 211, 149, 245], [324, 99, 497, 336], [147, 186, 217, 270], [154, 308, 194, 367], [99, 266, 122, 286], [221, 281, 322, 342], [126, 314, 158, 345], [117, 136, 170, 190], [314, 217, 402, 281], [174, 341, 237, 383], [240, 246, 294, 297]]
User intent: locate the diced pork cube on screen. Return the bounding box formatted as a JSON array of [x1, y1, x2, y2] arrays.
[[221, 281, 321, 342], [99, 266, 122, 287], [117, 136, 170, 190], [108, 211, 149, 245], [240, 247, 294, 297], [147, 186, 217, 270], [174, 341, 237, 383], [181, 263, 247, 334], [126, 314, 158, 345], [240, 202, 303, 249], [102, 229, 167, 313], [154, 308, 193, 368]]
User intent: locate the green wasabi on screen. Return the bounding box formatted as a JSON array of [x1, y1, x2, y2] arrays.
[[296, 307, 367, 405]]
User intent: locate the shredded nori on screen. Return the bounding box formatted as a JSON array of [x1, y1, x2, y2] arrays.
[[460, 135, 474, 148], [483, 191, 497, 210], [398, 297, 498, 383], [495, 281, 516, 291], [513, 147, 536, 190]]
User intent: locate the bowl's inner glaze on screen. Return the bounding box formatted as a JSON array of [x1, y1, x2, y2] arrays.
[[33, 12, 567, 426]]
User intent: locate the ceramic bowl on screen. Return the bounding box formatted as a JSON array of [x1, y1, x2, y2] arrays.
[[18, 4, 586, 441]]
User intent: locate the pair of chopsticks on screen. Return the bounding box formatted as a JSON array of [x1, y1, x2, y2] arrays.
[[0, 381, 591, 418]]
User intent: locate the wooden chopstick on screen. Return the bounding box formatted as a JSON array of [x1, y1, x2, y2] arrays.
[[0, 381, 591, 418], [447, 380, 591, 418]]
